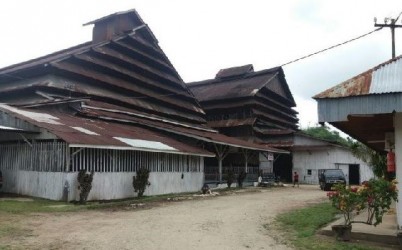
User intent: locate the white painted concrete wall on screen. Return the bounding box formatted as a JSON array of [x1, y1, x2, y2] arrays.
[[394, 113, 402, 229], [292, 147, 374, 185], [1, 170, 204, 201], [259, 152, 273, 173]]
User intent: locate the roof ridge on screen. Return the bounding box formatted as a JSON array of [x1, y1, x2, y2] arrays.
[[187, 66, 282, 87]]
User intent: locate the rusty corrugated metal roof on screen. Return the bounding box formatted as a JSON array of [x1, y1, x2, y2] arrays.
[[314, 55, 402, 99], [207, 118, 256, 128], [77, 102, 288, 153], [0, 104, 214, 157]]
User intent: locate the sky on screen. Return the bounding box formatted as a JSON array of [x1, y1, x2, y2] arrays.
[[1, 0, 402, 129]]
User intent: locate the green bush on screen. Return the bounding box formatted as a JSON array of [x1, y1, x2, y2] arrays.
[[133, 168, 151, 197], [225, 169, 235, 188], [77, 170, 94, 204], [237, 171, 247, 188]]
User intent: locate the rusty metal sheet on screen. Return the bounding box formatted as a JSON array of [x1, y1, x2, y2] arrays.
[[314, 56, 402, 99], [314, 71, 372, 99], [0, 104, 213, 157], [253, 127, 294, 135], [207, 118, 256, 128], [78, 104, 288, 153]]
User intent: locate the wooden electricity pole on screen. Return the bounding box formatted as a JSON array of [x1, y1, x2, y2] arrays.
[[375, 15, 402, 59]]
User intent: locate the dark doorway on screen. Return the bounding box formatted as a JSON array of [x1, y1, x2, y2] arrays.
[[273, 153, 292, 182], [349, 164, 360, 185]]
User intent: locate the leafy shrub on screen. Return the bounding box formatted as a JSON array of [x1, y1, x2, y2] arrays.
[[77, 170, 94, 204], [237, 171, 247, 188], [133, 168, 151, 197], [226, 169, 235, 188], [327, 178, 398, 226]]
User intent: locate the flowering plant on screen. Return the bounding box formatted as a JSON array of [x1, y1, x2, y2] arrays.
[[327, 178, 398, 226]]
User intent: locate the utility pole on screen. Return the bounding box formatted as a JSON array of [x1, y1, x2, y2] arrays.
[[375, 15, 402, 59]]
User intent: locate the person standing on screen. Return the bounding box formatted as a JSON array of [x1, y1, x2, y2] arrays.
[[293, 171, 299, 187]]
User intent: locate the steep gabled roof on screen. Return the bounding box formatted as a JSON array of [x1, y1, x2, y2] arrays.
[[188, 65, 296, 106], [0, 10, 205, 125]]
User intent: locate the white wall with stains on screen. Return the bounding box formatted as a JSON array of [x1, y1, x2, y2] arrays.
[[1, 170, 204, 201]]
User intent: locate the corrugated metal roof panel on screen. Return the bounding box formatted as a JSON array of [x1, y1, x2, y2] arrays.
[[314, 55, 402, 99], [0, 104, 214, 157], [370, 57, 402, 94], [78, 104, 288, 153]]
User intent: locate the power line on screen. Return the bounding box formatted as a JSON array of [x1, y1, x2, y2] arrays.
[[281, 27, 383, 67], [374, 12, 402, 58]]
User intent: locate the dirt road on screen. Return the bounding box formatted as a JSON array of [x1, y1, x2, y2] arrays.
[[2, 185, 326, 250]]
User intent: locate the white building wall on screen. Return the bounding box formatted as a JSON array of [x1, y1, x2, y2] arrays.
[[394, 113, 402, 228], [1, 170, 204, 201], [259, 152, 273, 173], [292, 147, 374, 185]]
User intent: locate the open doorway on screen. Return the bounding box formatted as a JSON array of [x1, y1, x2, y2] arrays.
[[349, 164, 360, 185]]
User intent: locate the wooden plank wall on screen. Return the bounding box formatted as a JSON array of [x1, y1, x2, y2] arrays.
[[0, 141, 67, 172], [0, 141, 203, 174], [70, 148, 202, 173]]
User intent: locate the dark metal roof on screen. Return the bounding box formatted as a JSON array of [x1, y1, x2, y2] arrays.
[[188, 66, 294, 103], [76, 102, 288, 153], [215, 64, 254, 79], [0, 10, 205, 126]]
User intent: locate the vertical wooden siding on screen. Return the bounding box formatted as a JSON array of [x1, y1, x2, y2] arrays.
[[0, 141, 203, 173], [0, 141, 67, 172], [70, 148, 202, 173]]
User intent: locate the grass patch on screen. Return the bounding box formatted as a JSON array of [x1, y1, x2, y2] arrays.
[[274, 202, 382, 250], [0, 191, 202, 213], [0, 199, 85, 213]]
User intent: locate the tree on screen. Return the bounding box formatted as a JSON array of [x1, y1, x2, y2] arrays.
[[350, 142, 388, 178], [303, 125, 388, 178], [77, 170, 95, 204], [133, 168, 151, 197], [302, 125, 351, 147]]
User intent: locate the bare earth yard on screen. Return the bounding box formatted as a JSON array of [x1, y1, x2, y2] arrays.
[[1, 185, 326, 250]]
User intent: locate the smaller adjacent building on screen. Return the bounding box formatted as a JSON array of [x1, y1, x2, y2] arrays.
[[291, 133, 374, 185], [313, 55, 402, 230], [188, 65, 298, 181]]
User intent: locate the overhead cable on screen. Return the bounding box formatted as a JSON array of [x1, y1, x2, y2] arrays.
[[281, 27, 383, 67]]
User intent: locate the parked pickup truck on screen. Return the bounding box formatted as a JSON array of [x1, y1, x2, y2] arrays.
[[319, 169, 346, 191]]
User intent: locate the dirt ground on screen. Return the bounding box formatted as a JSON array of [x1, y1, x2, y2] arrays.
[[1, 185, 326, 250]]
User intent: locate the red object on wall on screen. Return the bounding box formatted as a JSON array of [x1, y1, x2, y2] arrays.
[[387, 151, 396, 172]]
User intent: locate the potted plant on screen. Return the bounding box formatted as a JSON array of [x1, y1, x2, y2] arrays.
[[327, 178, 398, 241]]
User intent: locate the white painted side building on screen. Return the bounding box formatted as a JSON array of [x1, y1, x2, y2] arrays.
[[291, 134, 374, 185]]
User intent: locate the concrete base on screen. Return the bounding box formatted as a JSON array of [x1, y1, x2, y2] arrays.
[[319, 210, 400, 246]]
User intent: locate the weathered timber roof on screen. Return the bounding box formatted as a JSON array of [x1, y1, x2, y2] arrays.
[[0, 10, 205, 125], [314, 55, 402, 99], [188, 65, 296, 106]]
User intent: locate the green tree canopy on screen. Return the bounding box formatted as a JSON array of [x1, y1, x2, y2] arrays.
[[302, 125, 388, 178], [302, 125, 351, 147]]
